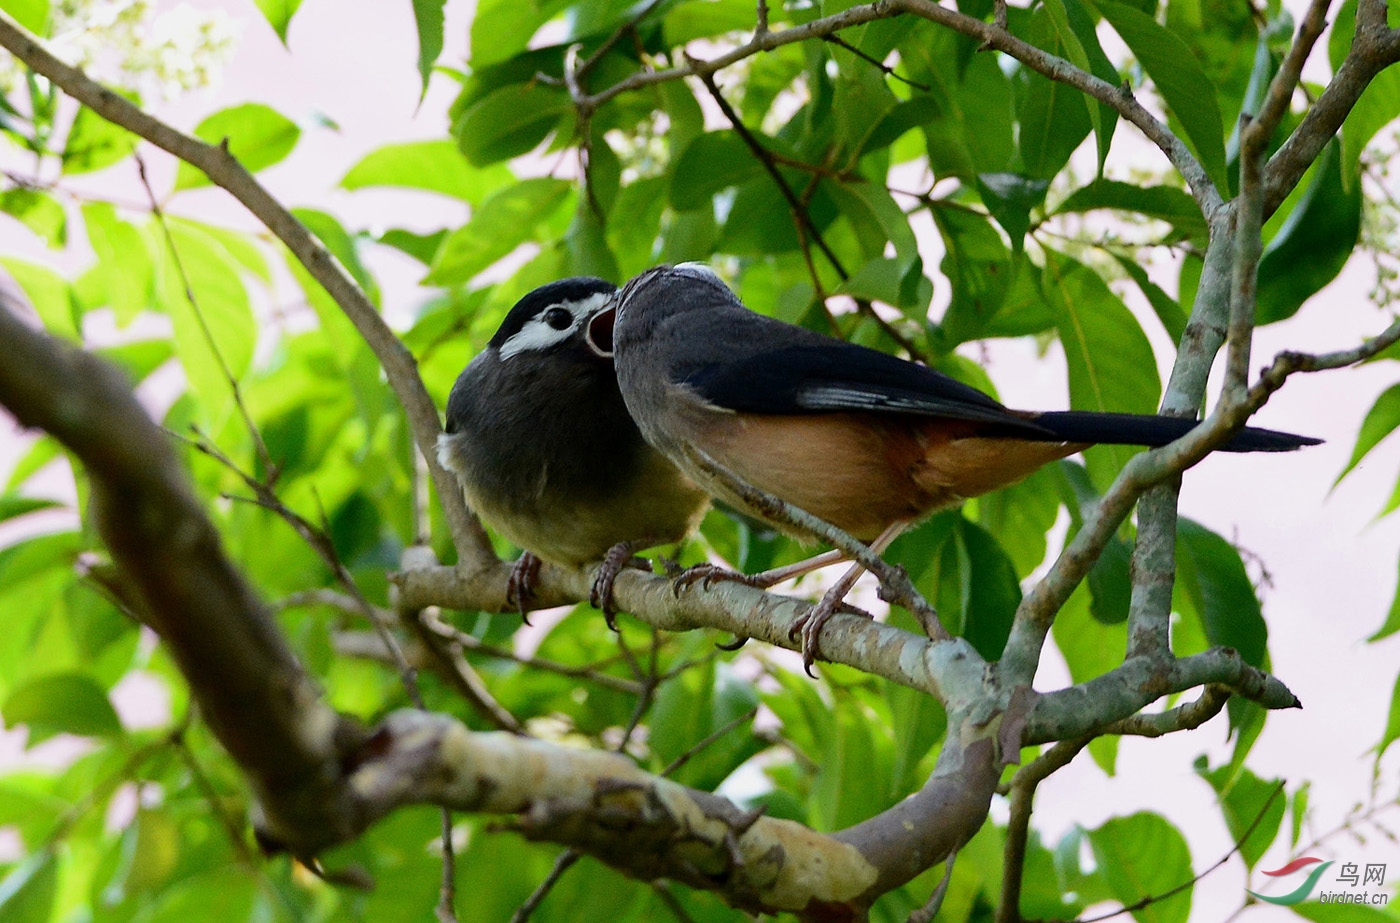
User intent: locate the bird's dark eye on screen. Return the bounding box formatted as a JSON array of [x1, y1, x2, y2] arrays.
[[542, 307, 573, 330]]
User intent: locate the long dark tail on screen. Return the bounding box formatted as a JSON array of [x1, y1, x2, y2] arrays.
[[1029, 411, 1322, 452]]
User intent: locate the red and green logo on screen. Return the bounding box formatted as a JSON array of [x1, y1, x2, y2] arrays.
[[1248, 858, 1333, 905]]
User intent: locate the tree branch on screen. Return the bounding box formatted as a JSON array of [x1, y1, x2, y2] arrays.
[[581, 0, 1222, 215], [0, 299, 360, 849], [394, 560, 980, 702], [0, 9, 494, 568], [1264, 0, 1400, 213], [998, 738, 1087, 923], [1024, 648, 1299, 745]]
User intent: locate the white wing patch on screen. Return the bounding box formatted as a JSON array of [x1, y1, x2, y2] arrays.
[[499, 291, 612, 361]]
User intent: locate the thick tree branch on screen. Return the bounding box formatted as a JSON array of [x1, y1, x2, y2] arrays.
[[0, 300, 360, 848], [394, 561, 979, 703], [0, 10, 494, 568], [330, 708, 1006, 918]]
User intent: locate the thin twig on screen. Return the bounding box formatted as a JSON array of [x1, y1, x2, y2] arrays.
[[134, 153, 275, 477], [577, 0, 1220, 214], [1101, 684, 1231, 737], [510, 849, 582, 923], [998, 739, 1088, 923], [1076, 782, 1286, 923], [651, 882, 699, 923], [690, 65, 930, 361], [575, 0, 667, 83], [408, 609, 524, 733], [909, 847, 959, 923], [436, 809, 459, 923], [662, 706, 759, 777], [169, 426, 428, 710], [822, 34, 930, 90]]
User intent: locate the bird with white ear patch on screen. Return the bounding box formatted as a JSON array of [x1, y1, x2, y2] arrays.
[[438, 277, 709, 622]]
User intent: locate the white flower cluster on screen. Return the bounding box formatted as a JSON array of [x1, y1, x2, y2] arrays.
[[6, 0, 241, 101]]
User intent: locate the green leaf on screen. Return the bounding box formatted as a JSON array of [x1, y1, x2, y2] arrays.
[[1052, 179, 1206, 240], [1111, 253, 1189, 344], [976, 466, 1061, 577], [0, 850, 57, 923], [0, 531, 84, 591], [826, 178, 919, 265], [253, 0, 303, 42], [1043, 249, 1160, 487], [1017, 8, 1093, 180], [340, 140, 513, 204], [1194, 762, 1284, 869], [933, 208, 1015, 348], [1049, 0, 1121, 172], [1096, 0, 1230, 194], [889, 514, 1020, 660], [837, 256, 931, 313], [153, 223, 256, 411], [663, 0, 756, 45], [956, 519, 1022, 660], [3, 672, 123, 741], [378, 228, 447, 265], [1175, 518, 1266, 667], [452, 83, 570, 167], [468, 0, 566, 68], [1336, 382, 1400, 484], [0, 495, 61, 523], [291, 208, 377, 303], [0, 256, 79, 338], [174, 103, 301, 191], [424, 178, 573, 286], [1371, 552, 1400, 642], [1289, 780, 1309, 847], [5, 438, 60, 491], [1087, 812, 1193, 923], [886, 682, 947, 796], [81, 202, 152, 326], [1060, 461, 1135, 625], [0, 0, 49, 35], [1378, 670, 1400, 762], [565, 201, 619, 282], [0, 187, 65, 246], [976, 172, 1049, 249], [861, 97, 942, 157], [1256, 141, 1362, 325], [61, 104, 137, 174], [412, 0, 446, 101], [669, 131, 764, 211]]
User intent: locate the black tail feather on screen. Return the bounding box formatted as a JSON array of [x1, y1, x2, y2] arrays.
[[1028, 411, 1322, 453]]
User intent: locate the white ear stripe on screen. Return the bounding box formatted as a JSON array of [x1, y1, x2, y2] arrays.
[[498, 291, 612, 360]]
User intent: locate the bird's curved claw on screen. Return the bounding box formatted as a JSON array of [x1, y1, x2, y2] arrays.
[[788, 594, 874, 677], [670, 562, 766, 596], [589, 541, 651, 630], [506, 552, 542, 624]]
